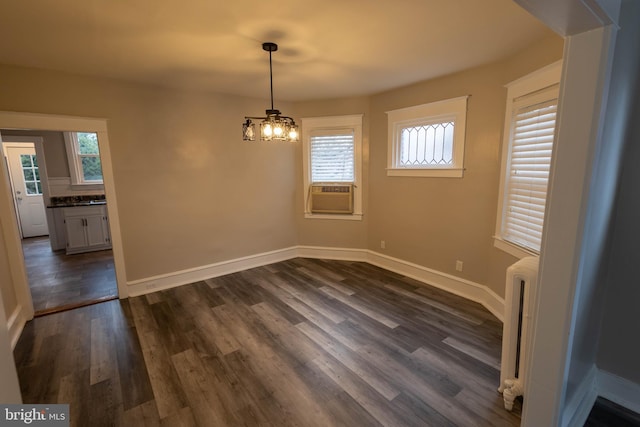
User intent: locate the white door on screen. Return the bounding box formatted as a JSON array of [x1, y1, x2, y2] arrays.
[[5, 146, 49, 238]]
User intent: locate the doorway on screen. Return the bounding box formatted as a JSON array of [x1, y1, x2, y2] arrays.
[[1, 131, 119, 316]]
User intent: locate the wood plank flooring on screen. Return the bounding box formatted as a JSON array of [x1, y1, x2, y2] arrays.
[[585, 397, 640, 427], [21, 236, 118, 315], [15, 258, 522, 426]]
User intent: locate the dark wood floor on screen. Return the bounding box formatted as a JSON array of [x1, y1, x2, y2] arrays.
[[22, 236, 118, 315], [586, 397, 640, 427], [15, 258, 523, 426]]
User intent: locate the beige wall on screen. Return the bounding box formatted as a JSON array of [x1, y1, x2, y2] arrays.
[[0, 216, 18, 318], [1, 130, 69, 178], [292, 35, 563, 297], [0, 64, 298, 282], [293, 96, 370, 249], [0, 218, 21, 402], [367, 35, 563, 296], [0, 34, 561, 298]]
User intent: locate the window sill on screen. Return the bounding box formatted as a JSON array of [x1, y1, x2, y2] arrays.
[[304, 213, 363, 221], [387, 168, 464, 178], [70, 183, 104, 191], [493, 237, 539, 259]]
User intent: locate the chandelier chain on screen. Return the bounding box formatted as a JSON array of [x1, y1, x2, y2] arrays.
[[269, 49, 274, 111]]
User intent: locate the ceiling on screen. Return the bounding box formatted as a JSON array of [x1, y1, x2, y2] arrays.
[[0, 0, 556, 102]]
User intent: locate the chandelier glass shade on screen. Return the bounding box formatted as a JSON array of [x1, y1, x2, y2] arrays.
[[242, 42, 299, 142]]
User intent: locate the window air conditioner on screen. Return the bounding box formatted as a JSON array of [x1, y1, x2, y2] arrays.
[[309, 184, 354, 214]]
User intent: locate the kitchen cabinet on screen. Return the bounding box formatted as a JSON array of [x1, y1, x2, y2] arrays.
[[63, 206, 111, 254], [46, 208, 67, 251]]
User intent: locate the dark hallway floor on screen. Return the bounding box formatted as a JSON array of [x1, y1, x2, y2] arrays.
[[21, 236, 117, 315]]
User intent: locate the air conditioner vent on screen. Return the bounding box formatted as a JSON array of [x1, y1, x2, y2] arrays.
[[309, 184, 353, 214]]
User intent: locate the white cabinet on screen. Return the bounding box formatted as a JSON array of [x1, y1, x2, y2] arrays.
[[63, 206, 111, 254]]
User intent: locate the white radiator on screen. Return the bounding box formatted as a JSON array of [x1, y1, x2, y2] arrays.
[[498, 256, 539, 410]]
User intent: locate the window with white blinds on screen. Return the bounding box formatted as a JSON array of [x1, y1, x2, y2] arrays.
[[310, 131, 354, 183], [302, 114, 363, 219], [501, 85, 559, 253]]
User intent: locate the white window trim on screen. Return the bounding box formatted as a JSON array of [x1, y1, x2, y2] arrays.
[[494, 60, 562, 258], [386, 96, 468, 178], [64, 131, 104, 187], [302, 114, 363, 220]]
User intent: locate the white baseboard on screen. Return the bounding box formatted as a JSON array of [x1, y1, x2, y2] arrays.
[[366, 250, 505, 322], [598, 370, 640, 415], [127, 247, 298, 297], [562, 368, 640, 425], [295, 246, 504, 322], [126, 245, 505, 322], [563, 365, 599, 427], [297, 246, 368, 262], [7, 305, 27, 350]]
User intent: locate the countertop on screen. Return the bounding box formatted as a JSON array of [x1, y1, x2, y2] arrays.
[[48, 195, 107, 208], [48, 201, 107, 208]]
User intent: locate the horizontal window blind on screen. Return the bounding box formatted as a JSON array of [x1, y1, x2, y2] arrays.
[[310, 131, 354, 183], [502, 91, 557, 252]]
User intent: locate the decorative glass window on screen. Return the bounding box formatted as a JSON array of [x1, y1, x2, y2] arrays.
[[20, 154, 43, 195], [64, 131, 103, 184], [387, 96, 468, 177], [399, 121, 454, 167]]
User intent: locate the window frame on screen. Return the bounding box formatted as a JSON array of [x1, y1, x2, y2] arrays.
[[20, 153, 43, 195], [386, 96, 468, 178], [302, 114, 363, 220], [64, 131, 104, 186], [494, 61, 562, 259]]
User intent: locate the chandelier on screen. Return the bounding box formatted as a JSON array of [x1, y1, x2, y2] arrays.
[[242, 42, 299, 142]]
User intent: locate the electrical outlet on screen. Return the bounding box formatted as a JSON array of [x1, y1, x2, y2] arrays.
[[456, 260, 463, 272], [380, 240, 386, 249]]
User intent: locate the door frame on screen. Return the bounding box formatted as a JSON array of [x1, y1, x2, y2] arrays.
[[2, 138, 49, 238], [0, 112, 128, 345]]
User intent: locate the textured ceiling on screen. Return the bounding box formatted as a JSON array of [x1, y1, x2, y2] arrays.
[[0, 0, 555, 101]]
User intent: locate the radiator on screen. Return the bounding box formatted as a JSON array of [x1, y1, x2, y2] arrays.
[[498, 256, 539, 410]]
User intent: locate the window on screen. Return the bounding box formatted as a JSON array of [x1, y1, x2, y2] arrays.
[[310, 131, 354, 182], [20, 154, 43, 195], [64, 132, 103, 184], [495, 62, 562, 258], [387, 96, 468, 177], [302, 115, 363, 220]]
